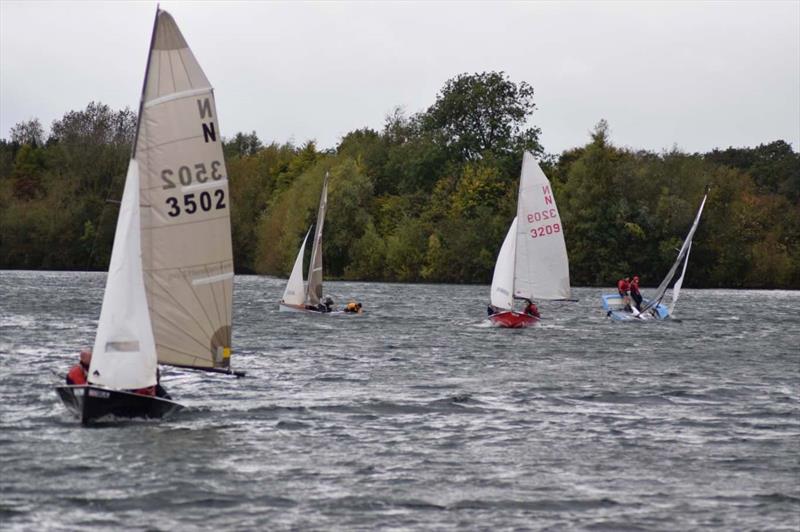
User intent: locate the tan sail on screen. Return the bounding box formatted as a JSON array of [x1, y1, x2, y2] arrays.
[[306, 171, 329, 307], [136, 10, 234, 371]]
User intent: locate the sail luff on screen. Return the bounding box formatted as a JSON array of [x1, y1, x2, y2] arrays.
[[640, 191, 708, 313], [306, 171, 329, 307], [132, 7, 160, 158]]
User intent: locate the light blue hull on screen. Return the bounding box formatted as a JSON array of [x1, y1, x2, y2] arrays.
[[601, 294, 670, 321]]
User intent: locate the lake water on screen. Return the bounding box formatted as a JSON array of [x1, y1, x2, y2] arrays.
[[1, 270, 798, 530]]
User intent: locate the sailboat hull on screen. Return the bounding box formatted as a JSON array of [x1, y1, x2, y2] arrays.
[[278, 302, 342, 314], [489, 310, 539, 328], [55, 385, 184, 425], [601, 294, 670, 321]]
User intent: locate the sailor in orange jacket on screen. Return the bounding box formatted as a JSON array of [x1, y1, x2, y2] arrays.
[[66, 348, 92, 385]]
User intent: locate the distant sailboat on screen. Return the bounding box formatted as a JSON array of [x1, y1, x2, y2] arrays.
[[279, 171, 335, 313], [488, 153, 573, 328], [602, 187, 709, 321], [56, 8, 239, 424]]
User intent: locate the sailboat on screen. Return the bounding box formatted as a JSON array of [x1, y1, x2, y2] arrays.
[[488, 152, 572, 328], [279, 172, 336, 313], [602, 187, 709, 321], [56, 8, 238, 424]]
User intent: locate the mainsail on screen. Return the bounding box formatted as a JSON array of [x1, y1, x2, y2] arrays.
[[640, 189, 708, 314], [513, 153, 571, 301], [89, 161, 158, 390], [490, 217, 517, 310], [305, 172, 329, 307], [282, 228, 311, 306], [135, 10, 234, 371]]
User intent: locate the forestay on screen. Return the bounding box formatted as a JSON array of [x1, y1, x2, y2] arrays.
[[306, 172, 329, 307], [89, 162, 158, 390], [282, 229, 311, 306], [513, 153, 571, 301], [490, 217, 517, 310], [136, 10, 234, 371], [640, 190, 708, 314]]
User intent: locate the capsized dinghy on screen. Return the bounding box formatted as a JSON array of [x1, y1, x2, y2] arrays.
[[603, 187, 709, 321]]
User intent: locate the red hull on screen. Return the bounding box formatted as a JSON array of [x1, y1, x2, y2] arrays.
[[489, 310, 539, 328]]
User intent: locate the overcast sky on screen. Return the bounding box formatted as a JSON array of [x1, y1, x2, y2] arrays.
[[1, 1, 798, 155]]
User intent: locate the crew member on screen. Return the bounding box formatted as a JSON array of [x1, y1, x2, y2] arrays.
[[344, 301, 363, 314], [524, 300, 540, 318], [66, 348, 92, 385], [617, 277, 631, 311], [630, 275, 643, 311]]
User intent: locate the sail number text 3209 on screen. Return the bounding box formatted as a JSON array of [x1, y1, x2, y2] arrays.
[[526, 208, 561, 239]]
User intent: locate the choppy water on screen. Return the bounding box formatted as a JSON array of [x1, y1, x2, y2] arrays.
[[1, 270, 798, 530]]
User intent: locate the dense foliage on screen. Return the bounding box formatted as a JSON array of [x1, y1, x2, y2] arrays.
[[1, 73, 798, 288]]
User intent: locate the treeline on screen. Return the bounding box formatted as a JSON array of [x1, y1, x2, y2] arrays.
[[1, 72, 798, 288]]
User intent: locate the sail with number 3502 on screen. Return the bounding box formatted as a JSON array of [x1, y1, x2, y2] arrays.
[[55, 8, 239, 425]]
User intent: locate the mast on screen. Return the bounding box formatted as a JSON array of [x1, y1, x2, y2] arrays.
[[306, 171, 329, 307], [639, 187, 709, 313]]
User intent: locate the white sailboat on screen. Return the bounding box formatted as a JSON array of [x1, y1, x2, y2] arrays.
[[279, 172, 336, 313], [488, 152, 572, 328], [56, 8, 238, 424], [602, 187, 709, 320]]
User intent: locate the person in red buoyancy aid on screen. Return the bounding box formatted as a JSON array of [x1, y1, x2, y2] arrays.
[[630, 275, 643, 311], [617, 277, 632, 311], [524, 299, 541, 319], [66, 348, 92, 385]]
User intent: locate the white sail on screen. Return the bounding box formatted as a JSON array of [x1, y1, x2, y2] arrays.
[[641, 190, 708, 313], [282, 229, 311, 306], [513, 152, 571, 301], [89, 161, 157, 390], [136, 10, 234, 371], [306, 172, 329, 307], [669, 241, 692, 315], [490, 217, 517, 310]]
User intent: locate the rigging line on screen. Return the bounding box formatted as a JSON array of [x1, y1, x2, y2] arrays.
[[85, 167, 121, 270], [148, 303, 215, 357], [145, 270, 216, 341], [178, 266, 221, 339]]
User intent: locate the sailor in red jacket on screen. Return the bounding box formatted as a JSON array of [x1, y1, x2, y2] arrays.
[[617, 277, 632, 311], [524, 299, 541, 318], [66, 348, 92, 385]]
